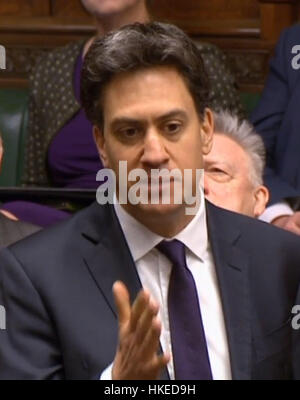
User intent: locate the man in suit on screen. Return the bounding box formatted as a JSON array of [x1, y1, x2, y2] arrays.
[[1, 22, 300, 380], [251, 23, 300, 235], [204, 111, 269, 217]]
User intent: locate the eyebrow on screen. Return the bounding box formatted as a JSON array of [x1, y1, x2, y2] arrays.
[[110, 118, 142, 131], [110, 109, 188, 130], [204, 160, 229, 167], [156, 109, 188, 122]]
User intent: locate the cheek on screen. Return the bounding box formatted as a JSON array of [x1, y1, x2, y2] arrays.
[[226, 182, 255, 214], [105, 142, 138, 176], [177, 138, 204, 170], [102, 141, 120, 171], [214, 183, 234, 200], [206, 181, 242, 208], [224, 182, 245, 203]]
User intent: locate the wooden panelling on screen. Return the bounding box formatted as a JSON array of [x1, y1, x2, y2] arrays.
[[0, 0, 50, 17], [151, 0, 259, 21], [150, 0, 260, 37], [51, 0, 90, 18], [259, 0, 298, 40], [0, 0, 299, 91]]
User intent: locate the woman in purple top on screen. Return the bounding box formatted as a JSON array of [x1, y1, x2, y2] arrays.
[[1, 0, 151, 227], [47, 51, 102, 190]]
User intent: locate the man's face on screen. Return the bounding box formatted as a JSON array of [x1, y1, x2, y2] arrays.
[[94, 66, 213, 222], [81, 0, 144, 17], [203, 134, 268, 217]]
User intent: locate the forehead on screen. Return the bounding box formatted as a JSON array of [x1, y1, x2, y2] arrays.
[[102, 66, 197, 121], [206, 134, 250, 171]]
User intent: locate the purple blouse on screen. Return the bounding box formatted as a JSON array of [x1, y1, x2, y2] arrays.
[[47, 50, 103, 189]]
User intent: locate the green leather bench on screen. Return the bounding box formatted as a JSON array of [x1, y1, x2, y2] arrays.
[[240, 92, 261, 120], [0, 88, 28, 187], [0, 87, 261, 188]]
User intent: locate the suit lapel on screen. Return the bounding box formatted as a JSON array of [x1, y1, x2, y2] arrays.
[[206, 202, 252, 380], [81, 202, 142, 317]]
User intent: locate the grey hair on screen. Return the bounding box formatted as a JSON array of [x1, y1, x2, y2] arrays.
[[213, 110, 266, 187], [81, 22, 210, 128]]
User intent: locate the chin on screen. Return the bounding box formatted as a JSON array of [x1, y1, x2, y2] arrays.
[[128, 201, 184, 220], [88, 0, 135, 17]]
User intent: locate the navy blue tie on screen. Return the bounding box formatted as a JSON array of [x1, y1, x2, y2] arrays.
[[157, 239, 212, 380]]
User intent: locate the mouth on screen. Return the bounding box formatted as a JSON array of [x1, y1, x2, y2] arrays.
[[139, 176, 177, 189]]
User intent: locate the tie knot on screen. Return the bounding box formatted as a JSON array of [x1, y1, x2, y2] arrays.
[[156, 239, 186, 268]]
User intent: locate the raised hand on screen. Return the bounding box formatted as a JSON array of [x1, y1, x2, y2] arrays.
[[112, 281, 170, 380]]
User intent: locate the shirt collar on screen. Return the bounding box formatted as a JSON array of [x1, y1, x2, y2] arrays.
[[113, 193, 208, 262]]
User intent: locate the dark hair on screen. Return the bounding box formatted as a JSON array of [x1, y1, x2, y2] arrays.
[[81, 22, 210, 128]]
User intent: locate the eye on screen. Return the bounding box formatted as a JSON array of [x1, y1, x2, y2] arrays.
[[164, 121, 182, 135], [209, 167, 226, 174], [115, 126, 142, 143], [120, 127, 139, 137], [205, 167, 230, 182]]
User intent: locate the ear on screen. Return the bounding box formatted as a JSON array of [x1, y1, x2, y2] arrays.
[[200, 108, 214, 156], [93, 125, 108, 167], [253, 185, 269, 217]]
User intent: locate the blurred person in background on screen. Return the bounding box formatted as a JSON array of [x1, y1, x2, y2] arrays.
[[251, 24, 300, 235], [204, 111, 269, 218]]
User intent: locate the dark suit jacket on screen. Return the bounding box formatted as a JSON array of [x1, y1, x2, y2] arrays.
[[0, 201, 300, 380], [251, 23, 300, 205], [0, 213, 40, 248]]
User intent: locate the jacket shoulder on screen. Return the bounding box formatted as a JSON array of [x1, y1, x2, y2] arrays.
[[282, 23, 300, 42], [208, 202, 300, 248], [7, 202, 105, 253]]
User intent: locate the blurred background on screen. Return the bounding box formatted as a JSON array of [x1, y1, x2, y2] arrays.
[[1, 0, 299, 92], [0, 0, 298, 189]]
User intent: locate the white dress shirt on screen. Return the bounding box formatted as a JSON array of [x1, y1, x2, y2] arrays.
[[102, 196, 232, 380], [259, 201, 293, 223]]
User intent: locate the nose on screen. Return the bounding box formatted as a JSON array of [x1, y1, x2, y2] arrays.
[[140, 130, 169, 168]]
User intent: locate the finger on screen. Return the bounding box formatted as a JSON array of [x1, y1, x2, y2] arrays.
[[151, 352, 171, 376], [285, 222, 300, 236], [289, 227, 300, 236], [292, 213, 300, 227], [129, 289, 151, 332], [135, 298, 159, 345], [137, 315, 162, 361], [142, 350, 171, 379], [113, 281, 131, 326]]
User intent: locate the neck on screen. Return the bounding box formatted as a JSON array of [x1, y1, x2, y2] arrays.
[[95, 2, 150, 36], [122, 204, 198, 238], [83, 2, 150, 57]]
